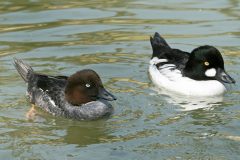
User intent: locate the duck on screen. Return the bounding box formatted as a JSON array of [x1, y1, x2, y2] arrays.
[[149, 32, 235, 96], [13, 58, 116, 120]]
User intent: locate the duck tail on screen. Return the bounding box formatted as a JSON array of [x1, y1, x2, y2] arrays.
[[13, 58, 34, 83], [150, 32, 170, 58]]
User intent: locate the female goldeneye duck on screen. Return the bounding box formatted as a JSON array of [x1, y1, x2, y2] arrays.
[[149, 32, 235, 96], [13, 58, 117, 120]]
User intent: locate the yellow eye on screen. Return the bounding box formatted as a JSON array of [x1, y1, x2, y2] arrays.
[[85, 84, 91, 88], [204, 61, 209, 66]]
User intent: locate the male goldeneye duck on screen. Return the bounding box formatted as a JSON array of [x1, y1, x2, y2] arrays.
[[13, 58, 117, 120], [149, 32, 235, 96]]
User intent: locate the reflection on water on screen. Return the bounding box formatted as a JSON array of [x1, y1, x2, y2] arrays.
[[0, 0, 240, 159], [152, 87, 224, 111], [62, 121, 115, 147]]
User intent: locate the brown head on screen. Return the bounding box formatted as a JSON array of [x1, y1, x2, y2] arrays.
[[65, 69, 116, 106]]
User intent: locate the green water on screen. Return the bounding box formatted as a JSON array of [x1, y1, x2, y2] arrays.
[[0, 0, 240, 159]]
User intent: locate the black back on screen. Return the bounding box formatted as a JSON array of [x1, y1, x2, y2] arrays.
[[150, 32, 190, 71]]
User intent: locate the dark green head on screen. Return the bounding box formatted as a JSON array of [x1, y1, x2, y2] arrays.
[[183, 45, 235, 84]]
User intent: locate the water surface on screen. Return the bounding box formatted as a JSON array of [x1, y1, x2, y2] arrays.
[[0, 0, 240, 159]]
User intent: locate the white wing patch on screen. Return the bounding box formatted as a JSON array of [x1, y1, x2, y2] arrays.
[[49, 98, 56, 107], [156, 59, 182, 81], [38, 88, 56, 107], [150, 57, 168, 65], [149, 58, 226, 96]]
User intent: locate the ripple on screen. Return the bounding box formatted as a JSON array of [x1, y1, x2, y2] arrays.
[[0, 8, 116, 24], [0, 0, 240, 159]]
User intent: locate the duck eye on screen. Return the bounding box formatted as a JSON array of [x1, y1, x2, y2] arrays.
[[204, 61, 209, 66], [85, 83, 91, 88]]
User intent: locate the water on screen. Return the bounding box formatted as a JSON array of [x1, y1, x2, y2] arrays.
[[0, 0, 240, 159]]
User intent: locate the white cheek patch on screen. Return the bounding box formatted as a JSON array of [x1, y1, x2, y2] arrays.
[[205, 68, 217, 77]]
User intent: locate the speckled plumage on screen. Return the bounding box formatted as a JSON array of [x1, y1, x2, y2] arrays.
[[14, 58, 114, 120]]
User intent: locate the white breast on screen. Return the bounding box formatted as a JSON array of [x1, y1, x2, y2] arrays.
[[149, 58, 226, 96]]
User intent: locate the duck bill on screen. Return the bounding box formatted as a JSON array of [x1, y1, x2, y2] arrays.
[[216, 68, 235, 84], [98, 87, 117, 101]]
